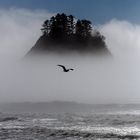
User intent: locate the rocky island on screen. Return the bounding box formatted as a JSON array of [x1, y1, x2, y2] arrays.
[[28, 13, 110, 55]]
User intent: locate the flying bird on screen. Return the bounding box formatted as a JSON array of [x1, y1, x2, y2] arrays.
[[57, 65, 74, 72]]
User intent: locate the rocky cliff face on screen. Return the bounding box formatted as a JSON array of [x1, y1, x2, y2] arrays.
[[27, 35, 111, 56]]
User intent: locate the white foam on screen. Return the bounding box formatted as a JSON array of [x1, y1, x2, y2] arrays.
[[106, 110, 140, 115], [55, 125, 140, 136], [3, 125, 24, 129], [32, 118, 58, 122]]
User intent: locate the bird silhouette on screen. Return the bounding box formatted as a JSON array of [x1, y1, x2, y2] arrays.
[[57, 65, 74, 72]]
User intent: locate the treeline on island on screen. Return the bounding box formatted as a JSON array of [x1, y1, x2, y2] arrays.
[[28, 13, 110, 54]]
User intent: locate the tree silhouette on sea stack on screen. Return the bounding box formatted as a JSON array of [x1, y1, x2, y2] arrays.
[[28, 13, 110, 55]]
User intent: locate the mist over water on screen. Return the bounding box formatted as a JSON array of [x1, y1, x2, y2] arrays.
[[0, 52, 136, 104], [0, 9, 139, 104]]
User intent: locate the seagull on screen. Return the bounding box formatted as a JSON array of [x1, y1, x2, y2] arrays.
[[57, 65, 74, 72]]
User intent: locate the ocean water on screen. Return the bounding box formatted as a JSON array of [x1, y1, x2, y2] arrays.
[[1, 106, 140, 139]]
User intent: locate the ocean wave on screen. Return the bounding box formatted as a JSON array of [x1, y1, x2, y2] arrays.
[[0, 126, 140, 139], [48, 129, 140, 139], [1, 112, 140, 139], [0, 117, 18, 122], [0, 125, 140, 139], [106, 110, 140, 115], [54, 126, 140, 138], [2, 125, 25, 129], [32, 118, 58, 122]]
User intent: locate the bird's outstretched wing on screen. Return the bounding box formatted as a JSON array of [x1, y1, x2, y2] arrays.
[[57, 65, 66, 71]]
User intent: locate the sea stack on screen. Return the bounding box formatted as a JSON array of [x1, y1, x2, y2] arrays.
[[27, 13, 111, 56]]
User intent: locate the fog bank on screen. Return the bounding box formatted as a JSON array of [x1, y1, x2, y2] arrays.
[[0, 9, 139, 104]]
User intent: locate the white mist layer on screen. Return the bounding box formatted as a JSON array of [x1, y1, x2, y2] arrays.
[[0, 55, 136, 104], [0, 8, 54, 60], [0, 9, 139, 103], [100, 19, 140, 58]]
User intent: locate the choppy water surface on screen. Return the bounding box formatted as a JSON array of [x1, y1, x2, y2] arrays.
[[1, 108, 140, 139]]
